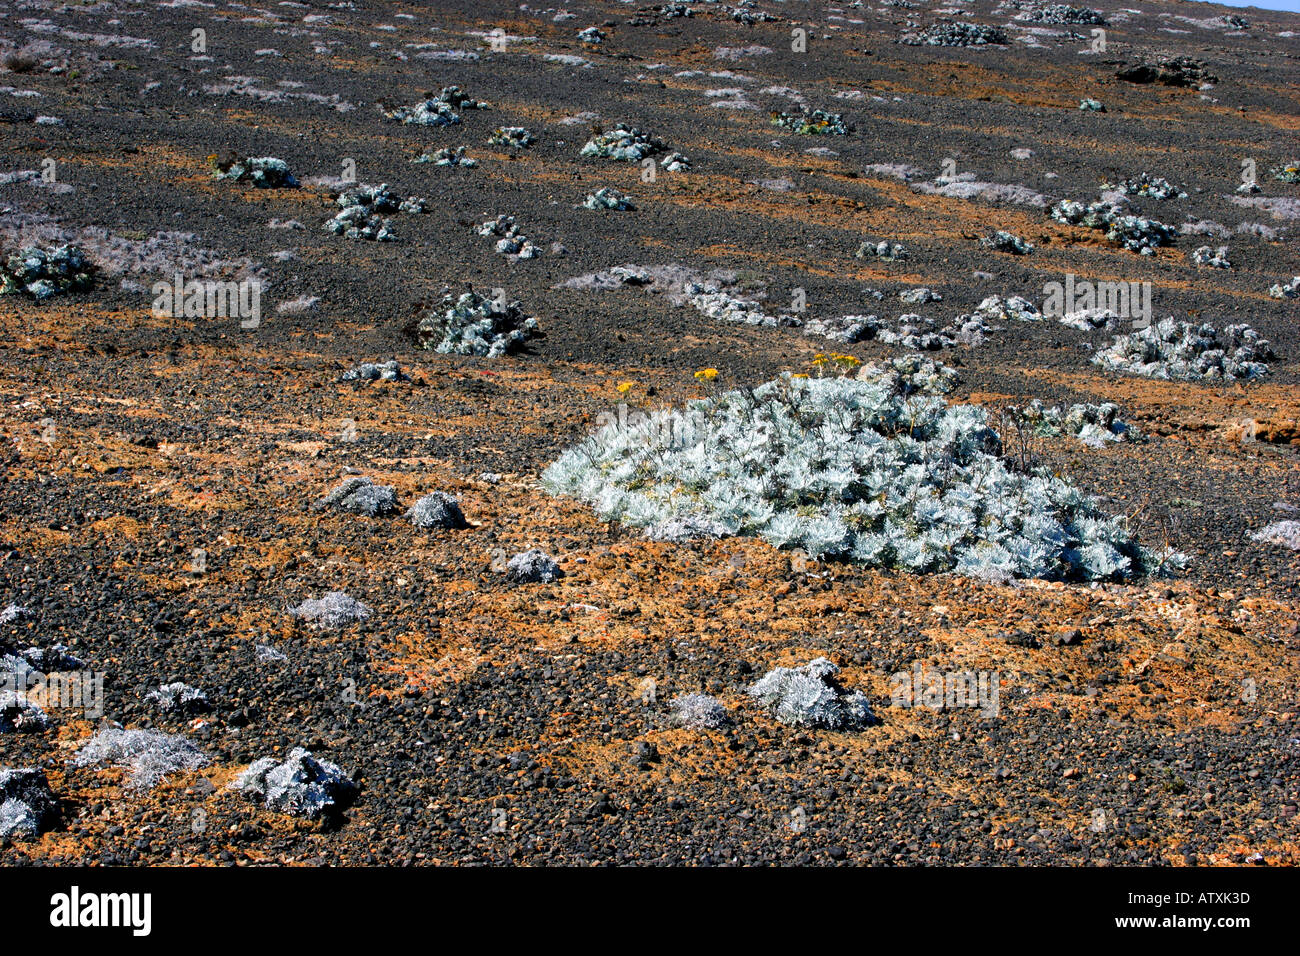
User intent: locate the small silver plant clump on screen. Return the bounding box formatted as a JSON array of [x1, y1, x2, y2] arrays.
[[1251, 521, 1300, 552], [1267, 276, 1299, 300], [583, 187, 636, 211], [488, 126, 535, 149], [341, 360, 407, 383], [383, 85, 487, 126], [314, 476, 400, 517], [231, 748, 358, 818], [1190, 245, 1231, 269], [406, 492, 468, 531], [505, 550, 564, 583], [0, 244, 95, 299], [900, 21, 1008, 47], [211, 154, 297, 188], [581, 123, 665, 162], [0, 691, 48, 733], [1103, 173, 1187, 200], [415, 290, 540, 356], [749, 659, 875, 730], [288, 592, 372, 630], [413, 146, 477, 168], [145, 682, 209, 714], [1003, 401, 1140, 448], [0, 767, 57, 838], [857, 239, 908, 262], [668, 693, 730, 730], [1051, 197, 1176, 255], [324, 183, 427, 242], [72, 728, 208, 790], [981, 231, 1033, 255]]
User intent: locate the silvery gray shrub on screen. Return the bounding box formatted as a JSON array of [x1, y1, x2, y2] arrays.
[[581, 124, 664, 162], [324, 183, 427, 241], [341, 359, 407, 383], [0, 244, 95, 299], [899, 287, 941, 305], [971, 294, 1041, 322], [505, 550, 563, 583], [1251, 521, 1300, 551], [857, 240, 908, 261], [146, 682, 209, 714], [749, 658, 874, 729], [0, 767, 56, 838], [1020, 5, 1106, 25], [1092, 318, 1271, 381], [414, 146, 477, 168], [770, 109, 847, 135], [212, 155, 297, 188], [900, 21, 1007, 46], [383, 85, 487, 126], [415, 290, 540, 356], [72, 728, 208, 789], [488, 126, 535, 149], [543, 361, 1184, 580], [288, 592, 372, 630], [583, 187, 636, 211], [1103, 173, 1186, 200], [1268, 276, 1298, 300], [0, 691, 48, 733], [1051, 197, 1175, 255], [981, 231, 1033, 255], [668, 693, 730, 729], [1190, 245, 1231, 268], [314, 476, 400, 517], [1004, 400, 1140, 448], [406, 492, 468, 531], [232, 747, 357, 818]]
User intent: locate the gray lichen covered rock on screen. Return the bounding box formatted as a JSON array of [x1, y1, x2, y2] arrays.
[[0, 767, 56, 838], [749, 658, 875, 729], [231, 747, 358, 819], [72, 728, 208, 789], [314, 476, 400, 517]]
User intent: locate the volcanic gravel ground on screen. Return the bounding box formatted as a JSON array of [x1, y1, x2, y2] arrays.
[[0, 0, 1297, 865]]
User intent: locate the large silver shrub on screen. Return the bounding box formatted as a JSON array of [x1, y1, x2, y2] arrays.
[[543, 362, 1182, 580], [1092, 318, 1271, 381]]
